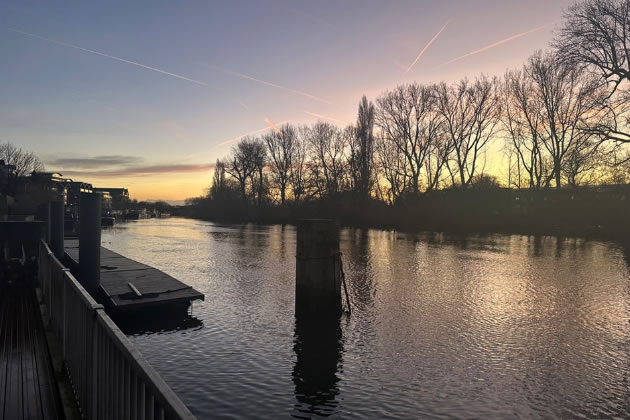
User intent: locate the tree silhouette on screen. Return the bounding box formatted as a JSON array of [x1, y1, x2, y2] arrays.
[[0, 142, 44, 177]]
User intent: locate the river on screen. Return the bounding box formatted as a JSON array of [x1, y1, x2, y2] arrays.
[[101, 217, 630, 419]]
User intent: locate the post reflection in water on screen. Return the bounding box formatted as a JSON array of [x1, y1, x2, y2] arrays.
[[292, 315, 343, 418]]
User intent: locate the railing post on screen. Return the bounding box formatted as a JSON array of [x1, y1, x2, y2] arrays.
[[47, 249, 53, 317], [62, 268, 70, 359], [92, 306, 104, 420], [38, 242, 43, 294]]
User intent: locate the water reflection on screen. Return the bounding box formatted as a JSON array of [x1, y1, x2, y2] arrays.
[[115, 308, 203, 336], [292, 316, 343, 418], [622, 242, 630, 270], [343, 228, 375, 310], [101, 219, 630, 419]]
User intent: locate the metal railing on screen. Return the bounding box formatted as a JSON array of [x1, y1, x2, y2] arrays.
[[38, 241, 196, 420]]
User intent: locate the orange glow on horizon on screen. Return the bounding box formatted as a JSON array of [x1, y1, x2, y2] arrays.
[[78, 172, 212, 202]]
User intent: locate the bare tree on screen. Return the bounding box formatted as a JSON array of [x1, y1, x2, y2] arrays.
[[352, 95, 376, 198], [290, 126, 310, 202], [526, 51, 605, 188], [557, 0, 630, 95], [209, 159, 227, 197], [502, 69, 547, 188], [375, 135, 408, 203], [224, 137, 258, 201], [263, 124, 295, 205], [249, 139, 267, 206], [306, 121, 348, 197], [424, 132, 452, 191], [563, 135, 606, 186], [556, 0, 630, 145], [0, 142, 45, 176], [438, 76, 501, 188], [376, 83, 443, 193]]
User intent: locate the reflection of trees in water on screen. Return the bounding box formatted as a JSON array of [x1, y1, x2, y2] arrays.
[[268, 224, 291, 262], [343, 228, 375, 309], [292, 316, 343, 418], [524, 235, 589, 259], [279, 224, 289, 260], [622, 242, 630, 276], [230, 224, 271, 304]]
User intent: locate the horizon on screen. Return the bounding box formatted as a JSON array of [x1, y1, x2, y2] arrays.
[[1, 0, 572, 200]]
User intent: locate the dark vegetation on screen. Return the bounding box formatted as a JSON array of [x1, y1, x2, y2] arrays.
[[181, 185, 630, 239]]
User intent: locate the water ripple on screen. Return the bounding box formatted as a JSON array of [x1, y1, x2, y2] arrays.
[[102, 219, 630, 419]]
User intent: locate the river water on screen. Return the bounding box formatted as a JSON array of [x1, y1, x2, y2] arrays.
[[101, 217, 630, 419]]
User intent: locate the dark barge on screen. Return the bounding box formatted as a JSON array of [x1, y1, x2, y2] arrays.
[[64, 239, 204, 315]]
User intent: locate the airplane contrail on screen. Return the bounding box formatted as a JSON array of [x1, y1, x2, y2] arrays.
[[218, 121, 289, 146], [443, 24, 549, 66], [7, 28, 209, 86], [264, 118, 285, 135], [406, 21, 449, 73], [304, 111, 351, 126], [209, 65, 331, 105]]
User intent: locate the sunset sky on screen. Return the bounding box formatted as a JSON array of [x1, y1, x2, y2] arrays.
[[1, 0, 574, 201]]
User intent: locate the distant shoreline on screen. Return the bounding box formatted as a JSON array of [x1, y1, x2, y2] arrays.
[[177, 187, 630, 243]]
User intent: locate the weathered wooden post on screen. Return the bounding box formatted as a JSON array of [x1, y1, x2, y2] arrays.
[[79, 192, 101, 295], [38, 203, 51, 243], [295, 219, 342, 318], [49, 200, 64, 259]]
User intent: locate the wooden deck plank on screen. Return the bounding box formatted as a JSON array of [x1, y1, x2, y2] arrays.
[[4, 296, 23, 420], [101, 271, 193, 296], [0, 290, 9, 418], [21, 296, 40, 420], [0, 282, 62, 420], [111, 288, 203, 308]]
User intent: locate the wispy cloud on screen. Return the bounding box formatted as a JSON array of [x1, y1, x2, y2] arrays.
[[304, 111, 351, 126], [406, 21, 449, 72], [53, 163, 215, 178], [218, 121, 289, 146], [208, 65, 331, 104], [47, 155, 143, 169], [8, 28, 209, 86], [443, 24, 549, 66], [46, 153, 213, 177]]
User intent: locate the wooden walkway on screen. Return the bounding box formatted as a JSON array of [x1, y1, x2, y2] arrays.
[[64, 239, 203, 314], [0, 282, 62, 420]]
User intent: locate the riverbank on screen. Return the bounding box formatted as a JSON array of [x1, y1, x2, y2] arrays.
[[179, 186, 630, 242]]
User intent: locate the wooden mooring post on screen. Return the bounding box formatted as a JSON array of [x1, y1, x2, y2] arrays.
[[295, 219, 342, 318], [79, 192, 101, 295], [49, 200, 64, 259]]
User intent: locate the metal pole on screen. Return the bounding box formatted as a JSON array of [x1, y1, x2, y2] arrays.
[[50, 200, 65, 259], [79, 193, 101, 295]]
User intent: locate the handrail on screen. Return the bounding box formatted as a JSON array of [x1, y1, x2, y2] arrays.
[[38, 240, 196, 420]]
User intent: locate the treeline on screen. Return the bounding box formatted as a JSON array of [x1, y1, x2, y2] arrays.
[[187, 0, 630, 235]]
